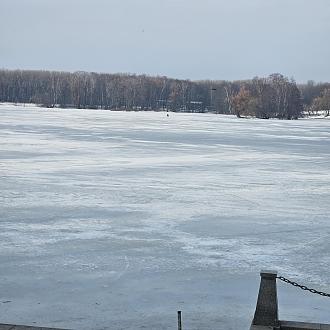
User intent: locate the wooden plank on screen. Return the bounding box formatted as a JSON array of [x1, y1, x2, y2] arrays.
[[280, 320, 328, 329]]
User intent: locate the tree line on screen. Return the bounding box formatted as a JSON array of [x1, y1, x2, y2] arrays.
[[0, 69, 329, 119]]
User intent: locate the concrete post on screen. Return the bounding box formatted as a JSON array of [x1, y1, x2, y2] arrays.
[[251, 270, 279, 328]]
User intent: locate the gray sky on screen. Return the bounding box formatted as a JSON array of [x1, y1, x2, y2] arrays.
[[1, 0, 329, 82]]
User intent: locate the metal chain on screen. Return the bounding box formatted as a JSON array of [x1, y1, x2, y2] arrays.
[[277, 276, 330, 297]]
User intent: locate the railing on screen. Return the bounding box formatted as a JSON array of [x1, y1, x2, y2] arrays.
[[250, 270, 330, 330]]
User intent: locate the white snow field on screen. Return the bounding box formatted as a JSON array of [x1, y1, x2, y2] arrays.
[[0, 104, 330, 329]]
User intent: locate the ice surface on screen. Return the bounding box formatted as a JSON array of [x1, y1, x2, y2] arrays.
[[0, 104, 330, 329]]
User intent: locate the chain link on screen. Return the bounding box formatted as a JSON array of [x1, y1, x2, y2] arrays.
[[277, 276, 330, 297]]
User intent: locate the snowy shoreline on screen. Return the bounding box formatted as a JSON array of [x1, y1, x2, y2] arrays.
[[1, 102, 329, 120]]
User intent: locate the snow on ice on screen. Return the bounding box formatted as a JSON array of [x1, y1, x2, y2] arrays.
[[0, 104, 330, 329]]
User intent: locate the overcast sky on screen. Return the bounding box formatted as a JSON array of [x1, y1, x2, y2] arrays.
[[1, 0, 329, 82]]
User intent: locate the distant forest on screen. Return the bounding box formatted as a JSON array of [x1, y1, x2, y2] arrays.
[[0, 69, 329, 119]]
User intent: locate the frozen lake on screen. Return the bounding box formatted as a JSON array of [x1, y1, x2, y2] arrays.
[[1, 104, 330, 329]]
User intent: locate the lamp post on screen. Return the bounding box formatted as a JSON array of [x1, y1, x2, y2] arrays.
[[210, 87, 217, 112]]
